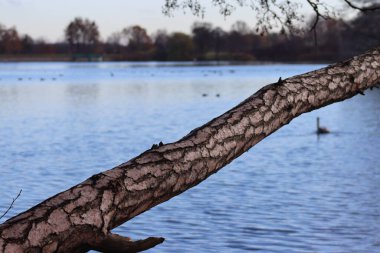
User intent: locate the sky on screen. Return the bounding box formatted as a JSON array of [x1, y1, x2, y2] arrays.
[[0, 0, 348, 42], [0, 0, 262, 42]]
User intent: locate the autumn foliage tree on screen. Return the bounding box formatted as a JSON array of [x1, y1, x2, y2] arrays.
[[153, 30, 170, 60], [65, 17, 100, 55], [105, 25, 153, 60], [192, 22, 213, 60], [123, 26, 152, 52], [0, 25, 21, 54], [167, 32, 194, 60]]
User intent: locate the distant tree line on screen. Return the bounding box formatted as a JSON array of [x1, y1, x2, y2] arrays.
[[0, 12, 379, 62]]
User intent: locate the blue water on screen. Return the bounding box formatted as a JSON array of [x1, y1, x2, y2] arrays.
[[0, 62, 379, 253]]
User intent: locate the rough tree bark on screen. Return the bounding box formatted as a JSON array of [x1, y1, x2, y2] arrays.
[[1, 46, 380, 253]]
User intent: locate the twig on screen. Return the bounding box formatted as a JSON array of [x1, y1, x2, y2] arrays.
[[343, 0, 380, 11], [0, 189, 22, 220]]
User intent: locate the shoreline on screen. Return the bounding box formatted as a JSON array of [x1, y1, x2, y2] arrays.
[[0, 55, 331, 65]]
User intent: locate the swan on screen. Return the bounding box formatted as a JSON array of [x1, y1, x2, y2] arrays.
[[316, 117, 330, 134]]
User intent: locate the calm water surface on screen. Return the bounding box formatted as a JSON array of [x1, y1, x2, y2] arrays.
[[0, 62, 379, 253]]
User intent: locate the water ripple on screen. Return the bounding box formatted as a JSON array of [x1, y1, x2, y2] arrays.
[[0, 62, 380, 252]]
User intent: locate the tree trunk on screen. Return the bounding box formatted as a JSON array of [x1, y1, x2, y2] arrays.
[[1, 47, 380, 253]]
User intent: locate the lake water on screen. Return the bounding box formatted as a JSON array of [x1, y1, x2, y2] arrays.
[[0, 62, 379, 253]]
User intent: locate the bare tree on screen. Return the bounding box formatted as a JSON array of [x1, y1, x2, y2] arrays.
[[192, 22, 214, 59], [65, 17, 100, 54], [162, 0, 380, 33], [105, 25, 153, 59], [122, 26, 153, 52], [153, 30, 170, 60]]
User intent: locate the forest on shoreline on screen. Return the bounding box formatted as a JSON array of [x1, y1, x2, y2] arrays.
[[0, 10, 379, 63]]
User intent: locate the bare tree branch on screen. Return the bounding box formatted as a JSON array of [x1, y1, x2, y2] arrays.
[[306, 0, 324, 31], [162, 0, 380, 33], [343, 0, 380, 11], [0, 190, 22, 221], [1, 46, 380, 253]]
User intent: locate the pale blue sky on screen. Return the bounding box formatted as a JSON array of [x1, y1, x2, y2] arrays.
[[0, 0, 347, 42], [0, 0, 261, 41]]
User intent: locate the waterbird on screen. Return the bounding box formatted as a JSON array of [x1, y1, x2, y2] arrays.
[[316, 117, 330, 134]]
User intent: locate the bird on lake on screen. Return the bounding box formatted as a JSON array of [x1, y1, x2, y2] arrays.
[[316, 117, 330, 134]]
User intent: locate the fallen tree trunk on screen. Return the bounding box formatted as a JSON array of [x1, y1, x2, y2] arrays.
[[1, 47, 380, 253]]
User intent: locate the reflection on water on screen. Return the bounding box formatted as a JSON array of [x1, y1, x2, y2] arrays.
[[0, 62, 380, 253]]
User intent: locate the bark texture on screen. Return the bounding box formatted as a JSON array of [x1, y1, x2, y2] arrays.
[[1, 47, 380, 253]]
